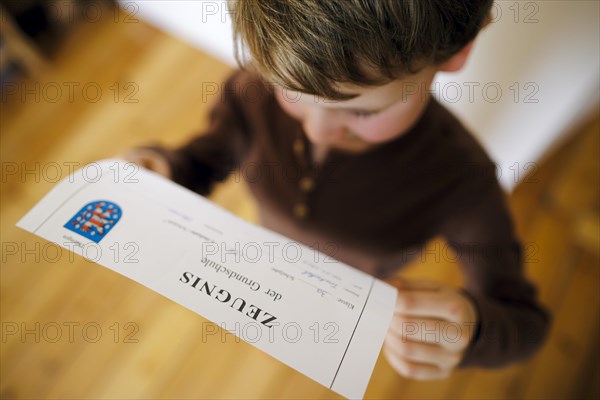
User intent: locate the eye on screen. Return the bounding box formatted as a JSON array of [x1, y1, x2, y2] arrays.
[[350, 110, 376, 118]]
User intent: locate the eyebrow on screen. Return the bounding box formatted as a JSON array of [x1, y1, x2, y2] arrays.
[[323, 92, 396, 114], [284, 85, 396, 114], [332, 104, 390, 114], [345, 106, 384, 114]]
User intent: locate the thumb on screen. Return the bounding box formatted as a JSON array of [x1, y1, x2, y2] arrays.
[[385, 276, 443, 292]]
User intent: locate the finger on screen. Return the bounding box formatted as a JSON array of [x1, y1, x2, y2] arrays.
[[386, 277, 443, 292], [394, 290, 467, 323], [388, 315, 473, 351], [382, 347, 452, 381], [147, 156, 172, 178], [384, 335, 462, 370], [119, 151, 171, 179]]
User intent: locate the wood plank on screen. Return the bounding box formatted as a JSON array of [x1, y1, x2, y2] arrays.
[[522, 250, 600, 398]]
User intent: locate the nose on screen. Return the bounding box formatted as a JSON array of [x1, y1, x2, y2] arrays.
[[302, 107, 347, 144]]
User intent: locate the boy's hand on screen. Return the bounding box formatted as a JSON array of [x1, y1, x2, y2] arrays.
[[383, 278, 478, 380], [116, 148, 172, 179]]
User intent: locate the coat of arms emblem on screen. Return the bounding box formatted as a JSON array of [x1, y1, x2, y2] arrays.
[[64, 200, 121, 243]]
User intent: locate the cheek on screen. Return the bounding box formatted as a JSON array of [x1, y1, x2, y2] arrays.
[[350, 100, 425, 143], [350, 114, 407, 142]]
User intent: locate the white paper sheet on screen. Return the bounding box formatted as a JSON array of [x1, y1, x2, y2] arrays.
[[16, 159, 397, 399]]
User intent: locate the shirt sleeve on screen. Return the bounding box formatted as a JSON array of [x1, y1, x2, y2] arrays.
[[438, 174, 552, 368], [142, 70, 252, 196]]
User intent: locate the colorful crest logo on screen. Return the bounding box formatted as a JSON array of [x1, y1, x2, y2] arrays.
[[64, 200, 122, 243]]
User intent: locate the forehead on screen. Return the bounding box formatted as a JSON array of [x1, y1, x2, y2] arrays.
[[281, 66, 436, 111]]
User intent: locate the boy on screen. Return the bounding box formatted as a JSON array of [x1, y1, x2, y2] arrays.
[[121, 0, 550, 381]]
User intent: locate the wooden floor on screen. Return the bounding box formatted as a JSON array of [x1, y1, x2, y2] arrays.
[[1, 9, 598, 399]]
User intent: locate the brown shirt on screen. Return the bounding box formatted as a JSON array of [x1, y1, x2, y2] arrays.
[[146, 70, 550, 368]]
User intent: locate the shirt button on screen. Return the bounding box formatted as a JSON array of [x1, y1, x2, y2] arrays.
[[299, 177, 315, 192], [293, 203, 308, 219], [293, 139, 305, 155]]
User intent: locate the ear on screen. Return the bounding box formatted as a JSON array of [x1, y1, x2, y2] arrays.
[[438, 14, 491, 72], [438, 40, 476, 72]]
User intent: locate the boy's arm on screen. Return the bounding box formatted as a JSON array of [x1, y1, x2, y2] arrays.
[[135, 70, 251, 196], [439, 179, 551, 368]]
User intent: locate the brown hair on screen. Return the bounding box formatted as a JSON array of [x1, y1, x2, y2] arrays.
[[230, 0, 493, 100]]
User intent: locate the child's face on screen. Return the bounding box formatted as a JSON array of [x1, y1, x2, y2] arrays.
[[274, 65, 438, 152]]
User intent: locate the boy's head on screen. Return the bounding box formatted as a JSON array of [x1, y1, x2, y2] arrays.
[[230, 0, 493, 151]]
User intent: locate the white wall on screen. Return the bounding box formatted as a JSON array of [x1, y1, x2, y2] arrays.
[[123, 0, 236, 65], [123, 0, 600, 190], [435, 1, 599, 190]]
